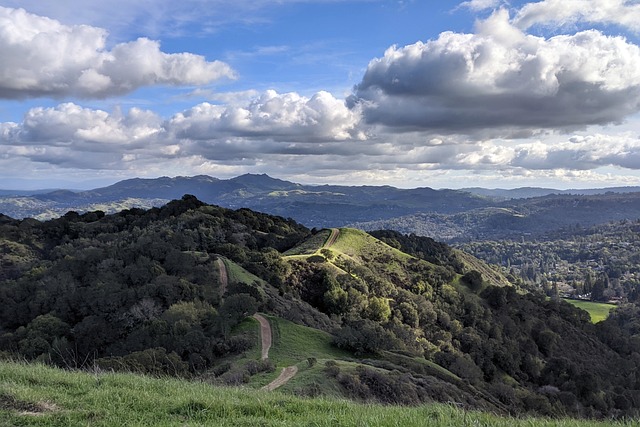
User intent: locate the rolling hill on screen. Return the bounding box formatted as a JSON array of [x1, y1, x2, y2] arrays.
[[2, 197, 640, 419]]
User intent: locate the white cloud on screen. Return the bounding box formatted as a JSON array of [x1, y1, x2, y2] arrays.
[[168, 90, 365, 142], [513, 0, 640, 33], [0, 103, 163, 170], [5, 1, 640, 189], [350, 9, 640, 136], [449, 131, 640, 172], [0, 7, 235, 99], [0, 91, 365, 171]]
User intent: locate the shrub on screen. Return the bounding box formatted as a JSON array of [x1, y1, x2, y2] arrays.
[[324, 360, 340, 377]]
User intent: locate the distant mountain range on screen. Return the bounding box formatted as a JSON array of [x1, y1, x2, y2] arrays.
[[461, 186, 640, 200], [2, 174, 640, 242]]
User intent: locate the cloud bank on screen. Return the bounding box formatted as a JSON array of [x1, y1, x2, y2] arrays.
[[0, 90, 364, 169], [0, 7, 235, 99]]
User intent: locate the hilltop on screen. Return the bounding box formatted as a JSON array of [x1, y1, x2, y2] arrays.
[[1, 196, 640, 419]]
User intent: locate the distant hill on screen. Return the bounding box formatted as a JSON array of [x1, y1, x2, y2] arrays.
[[0, 174, 490, 223], [2, 174, 640, 242], [351, 192, 640, 242], [462, 186, 640, 200]]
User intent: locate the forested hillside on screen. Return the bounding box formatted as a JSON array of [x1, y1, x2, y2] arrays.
[[458, 219, 640, 302], [1, 197, 640, 419]]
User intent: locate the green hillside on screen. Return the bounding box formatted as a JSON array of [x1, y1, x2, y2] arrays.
[[2, 197, 640, 420], [1, 361, 634, 427], [562, 299, 617, 323]]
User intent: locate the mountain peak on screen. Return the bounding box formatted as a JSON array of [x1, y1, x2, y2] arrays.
[[230, 173, 299, 190]]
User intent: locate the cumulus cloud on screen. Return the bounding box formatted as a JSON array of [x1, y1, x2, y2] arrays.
[[513, 0, 640, 33], [350, 9, 640, 136], [0, 90, 365, 170], [0, 6, 235, 99], [168, 90, 365, 142], [0, 103, 164, 169], [3, 103, 162, 146], [6, 98, 640, 179]]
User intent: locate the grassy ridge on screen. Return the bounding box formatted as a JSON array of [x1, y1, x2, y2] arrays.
[[283, 229, 332, 256], [1, 361, 635, 427], [561, 299, 617, 323], [329, 228, 411, 262]]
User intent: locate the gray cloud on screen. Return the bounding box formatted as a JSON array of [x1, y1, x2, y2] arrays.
[[0, 7, 235, 99], [6, 96, 640, 177], [350, 10, 640, 136]]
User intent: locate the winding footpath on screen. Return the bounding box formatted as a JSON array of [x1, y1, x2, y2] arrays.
[[254, 229, 336, 390], [324, 228, 340, 248], [252, 313, 272, 361], [262, 366, 298, 391], [252, 313, 299, 391]]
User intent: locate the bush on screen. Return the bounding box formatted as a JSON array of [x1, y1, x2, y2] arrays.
[[96, 347, 189, 376], [461, 270, 483, 291], [211, 362, 232, 377], [324, 360, 340, 377], [245, 359, 275, 375]]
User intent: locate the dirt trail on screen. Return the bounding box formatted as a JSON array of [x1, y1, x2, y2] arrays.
[[323, 228, 340, 248], [261, 366, 299, 391], [216, 258, 228, 298], [252, 313, 272, 360], [253, 313, 298, 390]]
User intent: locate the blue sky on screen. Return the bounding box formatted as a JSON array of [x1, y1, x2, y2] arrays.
[[2, 0, 640, 189]]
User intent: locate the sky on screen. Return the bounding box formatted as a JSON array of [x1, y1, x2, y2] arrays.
[[2, 1, 640, 190]]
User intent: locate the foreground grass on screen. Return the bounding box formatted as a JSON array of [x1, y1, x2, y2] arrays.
[[1, 361, 637, 427], [561, 299, 617, 323]]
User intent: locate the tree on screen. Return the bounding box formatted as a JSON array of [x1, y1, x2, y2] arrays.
[[591, 278, 605, 301], [461, 270, 483, 291], [217, 294, 258, 338], [366, 296, 391, 322]]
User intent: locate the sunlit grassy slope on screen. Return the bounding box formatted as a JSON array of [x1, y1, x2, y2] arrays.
[[1, 361, 635, 427], [282, 229, 332, 256], [562, 299, 617, 323]]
